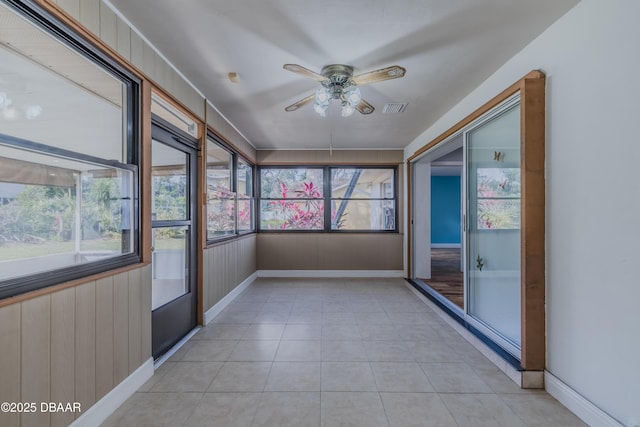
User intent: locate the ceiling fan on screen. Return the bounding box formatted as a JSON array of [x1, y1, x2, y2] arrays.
[[283, 63, 406, 117]]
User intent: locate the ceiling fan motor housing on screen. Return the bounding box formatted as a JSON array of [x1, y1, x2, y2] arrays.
[[320, 64, 355, 98]]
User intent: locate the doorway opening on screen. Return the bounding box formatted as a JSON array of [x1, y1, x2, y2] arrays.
[[411, 136, 464, 313]]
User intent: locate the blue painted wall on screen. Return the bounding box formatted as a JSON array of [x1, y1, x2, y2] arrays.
[[431, 176, 461, 244]]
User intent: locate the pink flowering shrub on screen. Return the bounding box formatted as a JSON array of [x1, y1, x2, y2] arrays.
[[270, 180, 324, 230]]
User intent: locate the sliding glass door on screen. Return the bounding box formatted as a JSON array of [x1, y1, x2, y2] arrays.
[[409, 73, 546, 369], [466, 102, 521, 352]]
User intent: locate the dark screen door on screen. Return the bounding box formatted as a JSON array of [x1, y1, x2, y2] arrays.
[[151, 123, 197, 359]]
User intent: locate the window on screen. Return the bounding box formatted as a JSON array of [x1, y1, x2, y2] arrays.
[[206, 135, 255, 241], [259, 166, 397, 232], [206, 139, 235, 239], [237, 158, 255, 233], [259, 168, 324, 230], [330, 168, 396, 230], [0, 1, 139, 299]]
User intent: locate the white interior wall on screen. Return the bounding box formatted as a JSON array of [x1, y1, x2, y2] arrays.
[[412, 161, 431, 278], [404, 0, 640, 424]]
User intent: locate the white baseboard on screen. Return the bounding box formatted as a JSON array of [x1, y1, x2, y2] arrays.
[[431, 243, 461, 248], [203, 272, 258, 324], [69, 357, 153, 427], [153, 327, 201, 369], [544, 371, 624, 427], [257, 270, 405, 278]]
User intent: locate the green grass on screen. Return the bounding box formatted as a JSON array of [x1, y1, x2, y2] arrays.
[[0, 239, 121, 261], [0, 236, 185, 261], [153, 237, 185, 250]]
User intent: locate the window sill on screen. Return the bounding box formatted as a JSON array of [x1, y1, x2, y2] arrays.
[[0, 260, 149, 308]]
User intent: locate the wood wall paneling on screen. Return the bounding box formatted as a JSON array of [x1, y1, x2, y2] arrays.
[[238, 235, 256, 281], [78, 0, 100, 35], [257, 150, 403, 165], [130, 30, 144, 70], [95, 276, 115, 400], [155, 55, 169, 93], [166, 68, 179, 99], [98, 1, 117, 49], [140, 265, 152, 359], [216, 245, 225, 301], [50, 287, 76, 427], [232, 240, 241, 290], [186, 84, 205, 120], [116, 16, 131, 61], [256, 233, 403, 271], [202, 236, 257, 313], [221, 244, 230, 301], [0, 304, 21, 427], [57, 0, 79, 21], [21, 295, 51, 427], [377, 150, 404, 163], [202, 248, 210, 310], [128, 268, 142, 371], [226, 243, 234, 297], [209, 245, 217, 309], [75, 282, 96, 415], [142, 43, 155, 78], [257, 234, 317, 270], [113, 271, 130, 384]]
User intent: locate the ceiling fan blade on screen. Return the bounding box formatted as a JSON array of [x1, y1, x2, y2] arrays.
[[285, 93, 315, 112], [283, 64, 328, 82], [351, 65, 406, 85], [356, 98, 375, 115]]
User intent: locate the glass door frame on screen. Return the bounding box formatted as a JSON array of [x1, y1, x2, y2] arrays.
[[150, 117, 199, 359]]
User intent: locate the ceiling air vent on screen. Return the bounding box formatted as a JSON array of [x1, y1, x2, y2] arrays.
[[382, 102, 408, 114]]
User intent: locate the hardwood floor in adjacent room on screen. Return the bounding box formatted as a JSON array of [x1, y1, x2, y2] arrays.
[[420, 248, 464, 309]]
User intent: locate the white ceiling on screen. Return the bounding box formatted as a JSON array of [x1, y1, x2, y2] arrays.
[[110, 0, 579, 150]]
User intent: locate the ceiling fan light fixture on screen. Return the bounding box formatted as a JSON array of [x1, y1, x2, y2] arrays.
[[313, 102, 328, 117], [344, 86, 361, 107], [284, 63, 405, 116], [315, 87, 331, 105], [341, 102, 355, 117]]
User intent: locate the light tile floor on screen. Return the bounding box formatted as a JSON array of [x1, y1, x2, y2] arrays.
[[102, 278, 587, 427]]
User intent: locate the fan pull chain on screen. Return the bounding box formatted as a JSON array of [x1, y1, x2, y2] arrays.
[[330, 132, 333, 156], [329, 106, 334, 156]]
